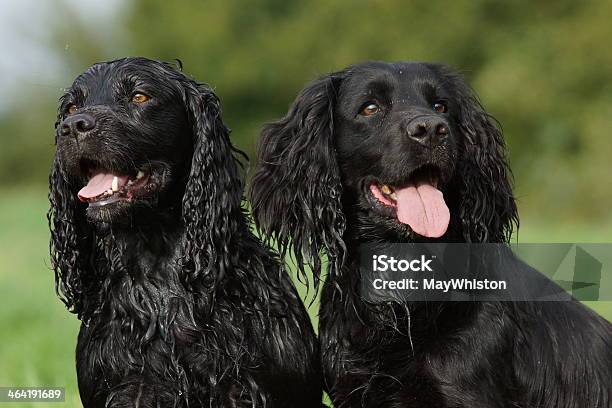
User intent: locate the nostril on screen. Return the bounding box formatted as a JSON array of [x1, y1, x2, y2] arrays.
[[75, 117, 95, 132], [409, 122, 428, 139], [60, 123, 71, 136], [437, 124, 448, 136]]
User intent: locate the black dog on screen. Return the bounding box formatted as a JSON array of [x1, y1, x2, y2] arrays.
[[49, 57, 322, 407], [250, 61, 612, 407]]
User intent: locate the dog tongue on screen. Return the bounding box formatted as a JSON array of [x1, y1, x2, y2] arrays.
[[395, 183, 450, 238], [77, 172, 128, 201]]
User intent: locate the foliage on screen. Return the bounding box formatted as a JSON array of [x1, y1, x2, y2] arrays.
[[1, 0, 611, 220]]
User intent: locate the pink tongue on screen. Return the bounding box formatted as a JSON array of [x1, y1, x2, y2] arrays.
[[395, 183, 450, 238], [77, 173, 128, 202]]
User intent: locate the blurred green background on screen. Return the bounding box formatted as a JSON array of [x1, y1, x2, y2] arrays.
[[0, 0, 611, 406]]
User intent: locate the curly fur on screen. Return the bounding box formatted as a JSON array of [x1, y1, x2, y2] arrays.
[[49, 57, 322, 407], [250, 61, 611, 408], [251, 74, 347, 288]]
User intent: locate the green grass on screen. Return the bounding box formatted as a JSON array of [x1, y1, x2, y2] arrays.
[[0, 188, 610, 407], [0, 189, 81, 407]]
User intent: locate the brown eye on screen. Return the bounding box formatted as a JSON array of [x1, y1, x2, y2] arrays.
[[433, 101, 448, 113], [360, 102, 380, 116], [67, 104, 78, 115], [132, 93, 150, 104]]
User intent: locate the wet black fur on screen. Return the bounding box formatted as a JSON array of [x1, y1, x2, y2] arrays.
[[250, 61, 612, 407], [49, 57, 322, 407]]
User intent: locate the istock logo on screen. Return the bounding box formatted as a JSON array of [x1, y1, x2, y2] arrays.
[[372, 254, 434, 272]]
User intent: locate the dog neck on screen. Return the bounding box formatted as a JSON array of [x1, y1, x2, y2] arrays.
[[336, 211, 479, 328], [85, 207, 184, 281]]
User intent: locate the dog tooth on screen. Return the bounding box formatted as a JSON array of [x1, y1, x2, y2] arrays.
[[390, 192, 397, 200], [136, 170, 145, 179], [111, 176, 119, 191], [381, 185, 392, 195], [106, 189, 113, 195]]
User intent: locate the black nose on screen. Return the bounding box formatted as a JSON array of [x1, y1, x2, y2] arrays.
[[406, 117, 448, 145], [60, 113, 96, 137]]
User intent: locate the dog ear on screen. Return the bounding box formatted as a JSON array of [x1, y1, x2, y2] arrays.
[[180, 81, 243, 288], [445, 70, 519, 242], [48, 139, 95, 319], [249, 73, 346, 287]]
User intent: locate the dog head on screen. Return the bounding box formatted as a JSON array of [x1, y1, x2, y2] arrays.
[[54, 57, 198, 224], [49, 57, 242, 315], [250, 61, 518, 281]]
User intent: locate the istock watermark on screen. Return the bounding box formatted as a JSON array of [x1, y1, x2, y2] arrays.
[[360, 243, 611, 302], [372, 254, 434, 272]]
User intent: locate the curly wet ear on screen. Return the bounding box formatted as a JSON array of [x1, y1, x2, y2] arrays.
[[48, 156, 95, 318], [447, 71, 518, 242], [249, 74, 346, 285], [180, 81, 243, 287]]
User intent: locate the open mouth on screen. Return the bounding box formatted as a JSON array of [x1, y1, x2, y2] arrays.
[[367, 165, 450, 238], [77, 161, 158, 208]]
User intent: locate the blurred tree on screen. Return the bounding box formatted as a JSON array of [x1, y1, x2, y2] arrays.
[[1, 0, 611, 221]]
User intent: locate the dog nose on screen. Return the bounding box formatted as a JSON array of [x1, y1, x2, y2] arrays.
[[60, 113, 96, 137], [406, 118, 448, 144]]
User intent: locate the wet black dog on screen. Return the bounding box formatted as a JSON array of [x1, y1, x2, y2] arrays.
[[49, 57, 322, 407], [250, 61, 612, 407]]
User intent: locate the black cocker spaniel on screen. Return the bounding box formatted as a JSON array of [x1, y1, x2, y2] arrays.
[[49, 57, 322, 407], [250, 61, 612, 407]]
